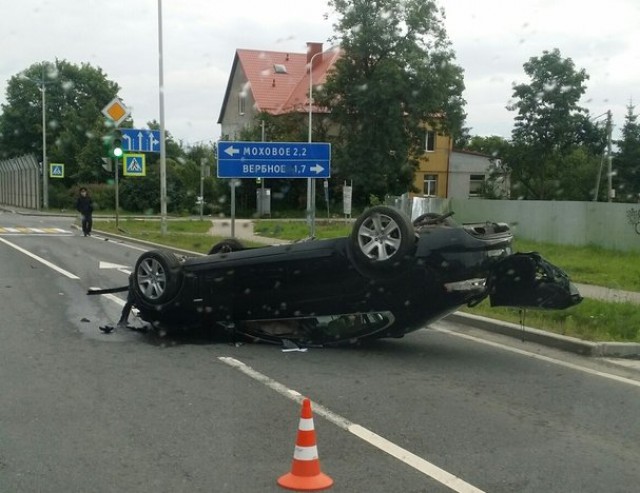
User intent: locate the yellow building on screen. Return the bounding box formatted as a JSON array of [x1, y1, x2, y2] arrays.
[[413, 126, 453, 197]]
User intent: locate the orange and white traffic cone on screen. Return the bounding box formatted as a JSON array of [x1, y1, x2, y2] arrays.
[[277, 398, 334, 491]]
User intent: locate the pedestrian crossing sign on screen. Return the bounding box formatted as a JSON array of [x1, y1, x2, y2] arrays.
[[123, 153, 146, 176], [50, 163, 64, 178]]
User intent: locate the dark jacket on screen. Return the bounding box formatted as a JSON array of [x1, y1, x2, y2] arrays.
[[76, 195, 93, 216]]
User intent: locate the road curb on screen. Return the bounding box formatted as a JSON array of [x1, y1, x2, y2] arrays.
[[446, 312, 640, 358]]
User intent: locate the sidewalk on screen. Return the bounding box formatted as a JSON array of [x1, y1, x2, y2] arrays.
[[208, 218, 289, 245], [573, 283, 640, 305]]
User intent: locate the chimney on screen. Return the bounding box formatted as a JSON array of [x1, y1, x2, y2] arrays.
[[306, 42, 323, 64]]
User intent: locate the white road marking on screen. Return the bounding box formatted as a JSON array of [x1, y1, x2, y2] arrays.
[[219, 356, 486, 493], [432, 324, 640, 389], [102, 293, 126, 307], [92, 234, 150, 253], [0, 236, 79, 279], [99, 261, 132, 275]]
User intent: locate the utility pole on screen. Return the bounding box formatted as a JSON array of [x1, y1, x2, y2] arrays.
[[606, 110, 613, 202], [592, 110, 612, 202]]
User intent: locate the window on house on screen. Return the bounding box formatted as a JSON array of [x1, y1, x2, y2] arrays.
[[423, 174, 438, 196], [273, 64, 287, 74], [469, 174, 485, 197], [238, 93, 246, 116], [425, 130, 436, 152]]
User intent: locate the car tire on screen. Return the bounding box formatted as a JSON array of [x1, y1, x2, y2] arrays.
[[208, 238, 245, 255], [133, 250, 183, 306], [349, 206, 415, 274]]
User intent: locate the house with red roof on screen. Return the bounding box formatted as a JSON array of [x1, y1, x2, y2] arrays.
[[217, 42, 503, 199], [217, 42, 341, 140]]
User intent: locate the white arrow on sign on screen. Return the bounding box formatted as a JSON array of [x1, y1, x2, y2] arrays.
[[224, 145, 240, 157], [99, 261, 132, 275], [310, 164, 325, 174]]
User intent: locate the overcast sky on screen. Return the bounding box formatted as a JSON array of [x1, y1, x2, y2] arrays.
[[1, 0, 638, 146]]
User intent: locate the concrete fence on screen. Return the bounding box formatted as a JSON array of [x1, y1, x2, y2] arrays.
[[403, 196, 640, 253], [0, 155, 40, 209]]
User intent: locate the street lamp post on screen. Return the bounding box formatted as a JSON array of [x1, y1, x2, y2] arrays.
[[307, 50, 323, 238], [25, 63, 50, 210], [158, 0, 168, 234], [40, 67, 48, 210]]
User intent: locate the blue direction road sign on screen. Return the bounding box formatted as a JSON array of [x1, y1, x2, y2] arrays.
[[121, 129, 161, 153], [217, 141, 331, 179]]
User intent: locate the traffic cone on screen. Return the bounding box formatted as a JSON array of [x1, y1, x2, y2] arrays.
[[277, 398, 334, 491]]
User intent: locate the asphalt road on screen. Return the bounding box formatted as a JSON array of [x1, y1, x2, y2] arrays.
[[1, 211, 640, 493]]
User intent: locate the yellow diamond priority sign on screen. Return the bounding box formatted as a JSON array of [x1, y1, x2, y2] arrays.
[[102, 97, 130, 126]]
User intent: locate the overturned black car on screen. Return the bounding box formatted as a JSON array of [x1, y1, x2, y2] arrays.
[[115, 206, 582, 345]]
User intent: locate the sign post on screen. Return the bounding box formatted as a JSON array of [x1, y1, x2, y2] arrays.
[[101, 97, 130, 229]]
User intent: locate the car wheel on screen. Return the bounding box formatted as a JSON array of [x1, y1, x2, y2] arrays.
[[133, 250, 183, 305], [208, 238, 244, 255], [349, 206, 415, 272]]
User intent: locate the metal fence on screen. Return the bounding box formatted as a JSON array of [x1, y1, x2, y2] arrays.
[[0, 155, 40, 209]]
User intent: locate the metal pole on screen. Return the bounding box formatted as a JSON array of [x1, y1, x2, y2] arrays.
[[199, 158, 204, 220], [606, 110, 613, 202], [591, 111, 610, 202], [307, 51, 323, 238], [158, 0, 168, 234], [41, 65, 48, 209], [260, 119, 265, 216], [231, 180, 236, 238], [115, 157, 120, 229]]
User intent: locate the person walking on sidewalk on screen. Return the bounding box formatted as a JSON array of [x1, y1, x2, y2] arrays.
[[76, 187, 93, 237]]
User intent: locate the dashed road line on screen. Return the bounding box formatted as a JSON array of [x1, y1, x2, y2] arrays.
[[220, 356, 486, 493], [0, 226, 71, 235]]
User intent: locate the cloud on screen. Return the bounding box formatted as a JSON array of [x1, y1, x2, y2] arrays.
[[1, 0, 638, 144]]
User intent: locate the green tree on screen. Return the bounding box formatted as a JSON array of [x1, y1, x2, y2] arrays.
[[318, 0, 466, 205], [506, 49, 605, 199], [117, 127, 215, 215], [222, 113, 322, 214], [614, 103, 640, 202], [464, 135, 510, 159], [0, 60, 121, 186]]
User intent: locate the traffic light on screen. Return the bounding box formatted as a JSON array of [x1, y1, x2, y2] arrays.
[[111, 130, 123, 158], [102, 130, 123, 158]]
